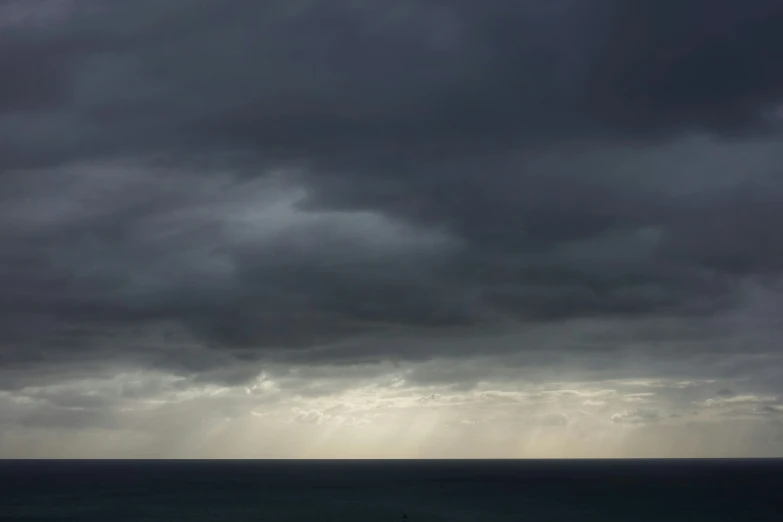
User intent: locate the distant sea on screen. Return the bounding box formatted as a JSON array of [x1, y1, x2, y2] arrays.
[[1, 459, 780, 521]]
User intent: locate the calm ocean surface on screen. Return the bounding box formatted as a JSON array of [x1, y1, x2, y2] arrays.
[[0, 460, 780, 521]]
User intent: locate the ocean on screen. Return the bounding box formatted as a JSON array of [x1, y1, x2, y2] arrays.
[[0, 460, 780, 521]]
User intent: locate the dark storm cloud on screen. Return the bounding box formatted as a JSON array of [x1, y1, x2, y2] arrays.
[[3, 0, 783, 166], [590, 0, 783, 135], [0, 34, 69, 113], [657, 179, 783, 273], [1, 0, 783, 378]]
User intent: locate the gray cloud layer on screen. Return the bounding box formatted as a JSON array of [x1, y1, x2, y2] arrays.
[[2, 0, 783, 385]]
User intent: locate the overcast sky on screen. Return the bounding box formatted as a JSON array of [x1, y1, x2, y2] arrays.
[[1, 0, 783, 458]]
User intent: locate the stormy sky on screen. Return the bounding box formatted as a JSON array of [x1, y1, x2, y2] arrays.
[[1, 0, 783, 458]]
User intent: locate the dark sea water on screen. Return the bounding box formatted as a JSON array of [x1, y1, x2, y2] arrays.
[[0, 460, 780, 521]]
